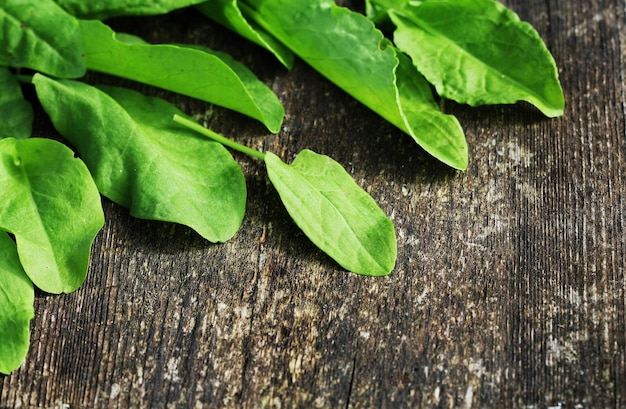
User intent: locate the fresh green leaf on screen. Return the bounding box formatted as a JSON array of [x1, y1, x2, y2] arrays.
[[79, 19, 284, 133], [0, 137, 104, 294], [394, 53, 468, 169], [239, 0, 467, 169], [0, 231, 34, 375], [265, 150, 397, 276], [55, 0, 208, 19], [196, 0, 294, 69], [0, 68, 33, 140], [379, 0, 565, 117], [0, 0, 85, 78], [33, 74, 246, 243], [184, 44, 286, 114]]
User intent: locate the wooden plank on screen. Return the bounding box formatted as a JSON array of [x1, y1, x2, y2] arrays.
[[2, 0, 625, 407]]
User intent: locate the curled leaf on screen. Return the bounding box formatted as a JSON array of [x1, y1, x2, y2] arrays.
[[79, 19, 284, 133], [197, 0, 294, 69], [265, 150, 397, 276], [0, 137, 104, 294], [0, 232, 34, 375], [33, 74, 246, 243], [384, 0, 565, 117]]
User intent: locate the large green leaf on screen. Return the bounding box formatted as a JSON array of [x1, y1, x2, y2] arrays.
[[55, 0, 207, 19], [381, 0, 564, 117], [0, 0, 85, 78], [0, 68, 33, 140], [240, 0, 467, 169], [33, 74, 246, 243], [196, 0, 294, 69], [79, 19, 284, 133], [0, 137, 104, 294], [265, 150, 397, 276], [0, 231, 34, 375]]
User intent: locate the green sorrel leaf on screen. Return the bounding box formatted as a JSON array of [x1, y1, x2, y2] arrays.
[[382, 0, 564, 117], [196, 0, 294, 69], [55, 0, 207, 19], [0, 0, 85, 78], [79, 19, 284, 133], [33, 74, 246, 242], [265, 150, 397, 276], [0, 137, 104, 294], [0, 231, 34, 375], [240, 0, 467, 169], [0, 68, 33, 140]]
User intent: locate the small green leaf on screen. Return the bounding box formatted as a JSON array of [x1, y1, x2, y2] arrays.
[[0, 0, 85, 78], [385, 0, 565, 117], [0, 68, 33, 140], [240, 0, 467, 169], [0, 137, 104, 294], [197, 0, 295, 69], [0, 231, 34, 375], [265, 150, 397, 276], [55, 0, 208, 19], [33, 74, 246, 243], [79, 19, 284, 133]]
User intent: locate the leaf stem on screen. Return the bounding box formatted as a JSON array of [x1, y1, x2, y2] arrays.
[[173, 114, 266, 160]]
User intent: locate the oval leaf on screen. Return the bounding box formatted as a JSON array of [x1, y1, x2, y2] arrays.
[[0, 0, 85, 78], [241, 0, 467, 169], [0, 68, 33, 140], [55, 0, 208, 19], [0, 137, 104, 294], [79, 19, 284, 133], [387, 0, 565, 117], [265, 150, 397, 276], [0, 232, 34, 375], [33, 74, 246, 243]]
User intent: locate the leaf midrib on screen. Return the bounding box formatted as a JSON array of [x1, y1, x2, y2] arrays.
[[287, 161, 388, 274]]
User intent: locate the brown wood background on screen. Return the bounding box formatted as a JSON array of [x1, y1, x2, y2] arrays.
[[2, 0, 625, 407]]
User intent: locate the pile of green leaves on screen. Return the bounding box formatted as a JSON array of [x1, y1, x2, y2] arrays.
[[0, 0, 563, 374]]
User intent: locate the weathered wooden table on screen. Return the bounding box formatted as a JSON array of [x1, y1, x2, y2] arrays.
[[2, 1, 625, 407]]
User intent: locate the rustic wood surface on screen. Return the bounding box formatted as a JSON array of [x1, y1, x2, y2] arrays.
[[2, 1, 625, 407]]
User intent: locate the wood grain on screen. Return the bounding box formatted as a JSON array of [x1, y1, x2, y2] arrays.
[[2, 1, 625, 407]]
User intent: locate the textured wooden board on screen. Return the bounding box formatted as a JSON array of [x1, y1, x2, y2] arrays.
[[2, 0, 626, 407]]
